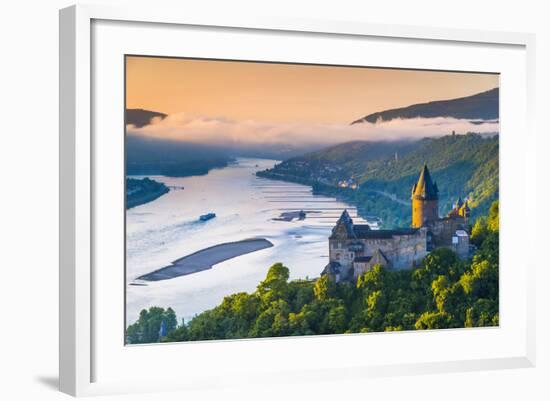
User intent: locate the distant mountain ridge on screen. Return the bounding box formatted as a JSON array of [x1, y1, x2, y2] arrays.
[[351, 88, 499, 125], [126, 108, 167, 128]]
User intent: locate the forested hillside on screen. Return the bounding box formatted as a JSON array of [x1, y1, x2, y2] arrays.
[[126, 135, 232, 177], [126, 201, 499, 344], [257, 133, 498, 227], [126, 177, 169, 209]]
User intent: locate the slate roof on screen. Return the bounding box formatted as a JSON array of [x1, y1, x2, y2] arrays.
[[330, 209, 356, 238], [331, 211, 420, 240], [353, 225, 419, 239], [411, 163, 439, 200], [354, 250, 391, 266]]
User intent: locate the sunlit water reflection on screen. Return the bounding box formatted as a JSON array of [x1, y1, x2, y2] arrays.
[[126, 158, 373, 325]]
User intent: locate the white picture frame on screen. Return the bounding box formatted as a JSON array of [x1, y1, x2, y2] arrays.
[[59, 3, 536, 397]]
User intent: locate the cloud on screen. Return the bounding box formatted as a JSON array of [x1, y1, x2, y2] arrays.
[[127, 112, 499, 148]]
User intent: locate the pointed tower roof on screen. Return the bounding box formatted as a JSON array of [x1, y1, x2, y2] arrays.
[[411, 163, 439, 200], [340, 209, 352, 221], [330, 209, 356, 239]]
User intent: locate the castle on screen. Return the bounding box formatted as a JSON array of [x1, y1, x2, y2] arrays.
[[322, 164, 470, 282]]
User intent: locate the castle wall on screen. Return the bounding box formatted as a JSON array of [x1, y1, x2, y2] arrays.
[[428, 216, 468, 248], [329, 241, 355, 278], [327, 163, 472, 282], [384, 232, 428, 269], [452, 231, 470, 259], [329, 229, 427, 274]]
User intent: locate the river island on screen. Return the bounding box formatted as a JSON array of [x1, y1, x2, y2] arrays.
[[136, 238, 274, 281]]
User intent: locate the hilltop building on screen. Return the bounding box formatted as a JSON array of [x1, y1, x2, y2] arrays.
[[322, 164, 470, 282], [412, 164, 470, 253]]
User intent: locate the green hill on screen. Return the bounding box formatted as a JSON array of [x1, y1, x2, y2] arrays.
[[257, 133, 499, 227]]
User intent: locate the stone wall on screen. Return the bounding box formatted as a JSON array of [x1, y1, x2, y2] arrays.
[[427, 216, 468, 248], [329, 240, 356, 278], [374, 229, 428, 269], [329, 228, 427, 273]]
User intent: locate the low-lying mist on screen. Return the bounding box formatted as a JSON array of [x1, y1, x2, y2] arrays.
[[128, 112, 498, 144], [126, 112, 499, 160]]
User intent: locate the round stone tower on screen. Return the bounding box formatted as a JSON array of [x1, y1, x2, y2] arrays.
[[411, 164, 439, 228]]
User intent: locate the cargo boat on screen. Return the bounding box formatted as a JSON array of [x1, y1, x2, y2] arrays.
[[199, 212, 216, 221]]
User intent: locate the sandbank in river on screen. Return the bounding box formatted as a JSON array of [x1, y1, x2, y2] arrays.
[[136, 238, 274, 282]]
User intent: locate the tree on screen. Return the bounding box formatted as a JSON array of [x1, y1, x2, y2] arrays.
[[365, 290, 388, 331], [413, 248, 463, 291], [327, 303, 347, 333], [257, 263, 290, 305], [125, 306, 178, 344], [460, 259, 498, 299], [313, 275, 336, 301], [415, 311, 452, 330], [221, 292, 260, 322], [163, 318, 188, 342], [471, 200, 499, 246], [465, 299, 498, 327], [470, 216, 488, 246], [251, 299, 290, 338], [186, 310, 222, 341], [356, 264, 387, 293], [164, 307, 178, 334], [487, 201, 499, 232], [289, 281, 315, 311], [430, 276, 468, 326]]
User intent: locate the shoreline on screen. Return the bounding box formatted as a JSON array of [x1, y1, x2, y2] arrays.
[[136, 238, 274, 282], [256, 170, 394, 227], [126, 177, 170, 209], [126, 186, 169, 209]]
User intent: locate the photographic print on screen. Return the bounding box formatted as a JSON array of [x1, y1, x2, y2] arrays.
[[124, 56, 499, 344]]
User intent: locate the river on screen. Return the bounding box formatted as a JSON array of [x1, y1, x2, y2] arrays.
[[126, 157, 374, 325]]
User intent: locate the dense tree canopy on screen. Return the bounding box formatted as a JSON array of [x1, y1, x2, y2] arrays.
[[127, 202, 499, 344], [126, 306, 177, 344]]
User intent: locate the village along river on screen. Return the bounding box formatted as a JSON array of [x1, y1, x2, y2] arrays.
[[126, 158, 376, 325]]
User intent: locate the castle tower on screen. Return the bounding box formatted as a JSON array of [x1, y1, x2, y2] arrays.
[[411, 164, 439, 228], [458, 200, 471, 218]]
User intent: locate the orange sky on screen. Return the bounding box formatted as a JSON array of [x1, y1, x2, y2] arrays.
[[126, 56, 498, 125]]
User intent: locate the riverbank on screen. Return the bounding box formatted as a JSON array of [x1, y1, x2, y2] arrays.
[[126, 177, 170, 209], [255, 170, 404, 227], [136, 238, 274, 281], [125, 157, 363, 324]]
